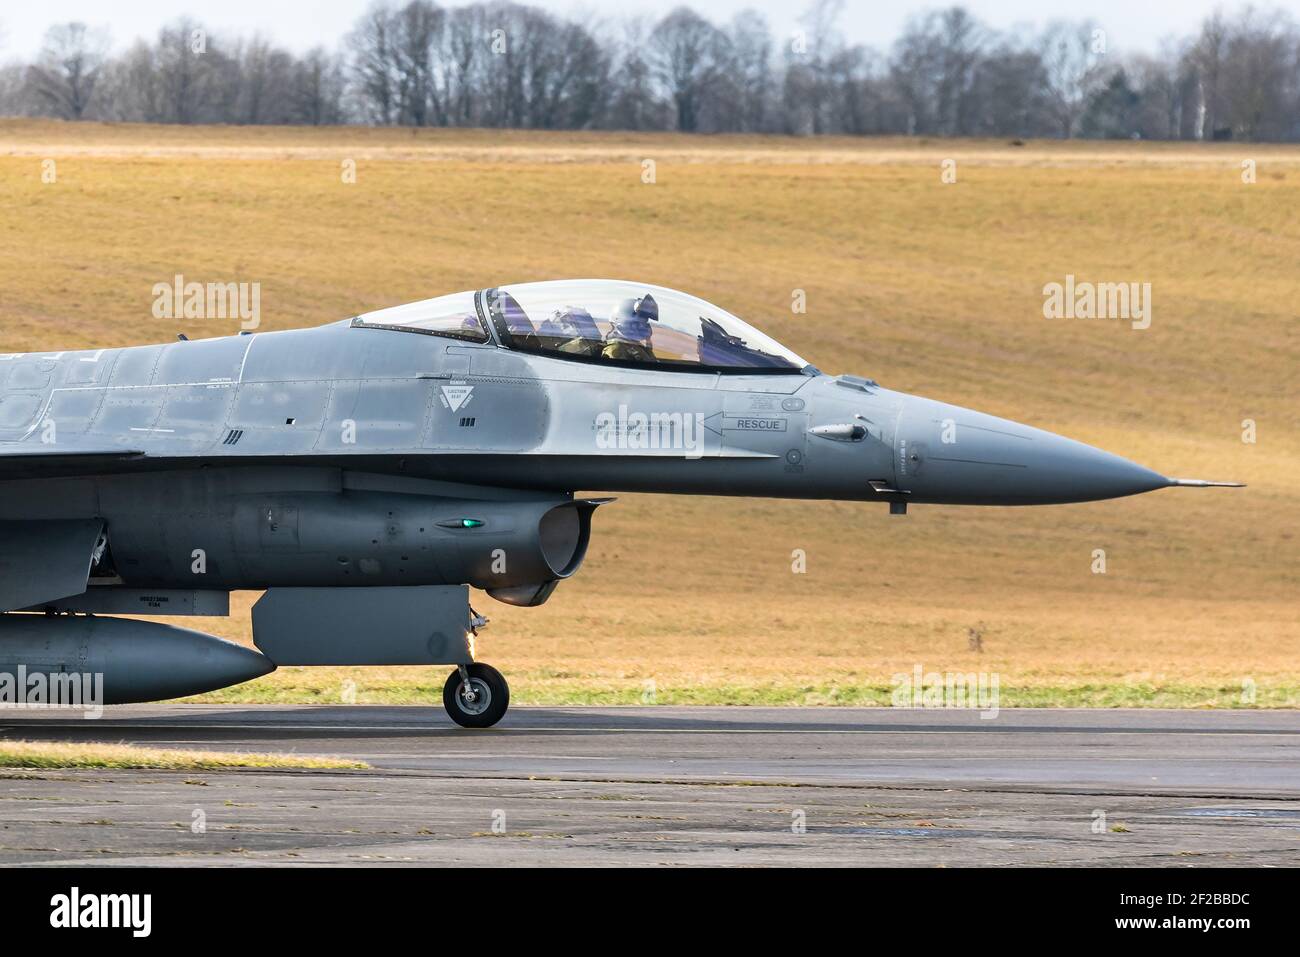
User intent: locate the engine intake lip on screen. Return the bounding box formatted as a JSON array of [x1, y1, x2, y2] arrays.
[[539, 501, 600, 579]]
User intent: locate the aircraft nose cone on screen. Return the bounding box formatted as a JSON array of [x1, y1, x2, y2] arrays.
[[1013, 429, 1168, 503], [896, 398, 1169, 505]]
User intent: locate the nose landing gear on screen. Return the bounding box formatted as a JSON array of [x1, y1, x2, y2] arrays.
[[443, 662, 510, 728]]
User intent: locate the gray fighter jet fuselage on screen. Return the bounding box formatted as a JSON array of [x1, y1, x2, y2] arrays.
[[0, 280, 1239, 726]]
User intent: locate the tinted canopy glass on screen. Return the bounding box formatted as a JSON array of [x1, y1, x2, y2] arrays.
[[353, 291, 489, 343], [485, 280, 808, 372]]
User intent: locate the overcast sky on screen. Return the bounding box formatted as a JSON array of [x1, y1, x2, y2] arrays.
[[2, 0, 1295, 60]]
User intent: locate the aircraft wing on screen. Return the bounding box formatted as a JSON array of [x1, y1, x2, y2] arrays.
[[0, 444, 146, 479]]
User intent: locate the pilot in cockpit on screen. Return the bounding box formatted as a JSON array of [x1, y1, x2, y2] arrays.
[[538, 306, 602, 358], [602, 294, 658, 362]]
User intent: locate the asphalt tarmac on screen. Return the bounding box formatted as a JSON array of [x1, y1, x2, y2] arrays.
[[0, 706, 1297, 866]]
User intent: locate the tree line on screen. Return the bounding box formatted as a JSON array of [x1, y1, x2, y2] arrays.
[[2, 1, 1297, 141]]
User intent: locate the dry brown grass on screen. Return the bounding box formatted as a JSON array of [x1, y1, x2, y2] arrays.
[[1, 119, 1296, 706], [0, 739, 367, 770]]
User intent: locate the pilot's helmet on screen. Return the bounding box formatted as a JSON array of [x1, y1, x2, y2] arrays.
[[634, 293, 658, 322], [540, 306, 588, 339], [559, 306, 597, 339], [609, 295, 656, 343], [542, 307, 569, 334], [611, 298, 638, 322]]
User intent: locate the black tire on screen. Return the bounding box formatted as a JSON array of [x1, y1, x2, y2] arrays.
[[443, 663, 510, 728]]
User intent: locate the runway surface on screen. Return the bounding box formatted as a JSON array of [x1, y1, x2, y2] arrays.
[[1, 706, 1297, 866]]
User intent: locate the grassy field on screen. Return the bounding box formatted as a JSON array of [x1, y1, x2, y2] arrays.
[[1, 119, 1296, 708], [0, 740, 366, 770]]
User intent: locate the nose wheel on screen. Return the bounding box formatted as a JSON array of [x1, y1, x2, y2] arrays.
[[443, 662, 510, 728]]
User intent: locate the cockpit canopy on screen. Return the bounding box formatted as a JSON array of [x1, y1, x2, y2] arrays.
[[352, 280, 810, 373]]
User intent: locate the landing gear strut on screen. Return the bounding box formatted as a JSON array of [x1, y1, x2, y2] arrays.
[[443, 662, 510, 728]]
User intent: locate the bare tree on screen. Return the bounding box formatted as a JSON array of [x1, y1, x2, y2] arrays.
[[1185, 12, 1230, 138], [441, 4, 484, 126], [0, 20, 33, 118], [1040, 20, 1109, 138], [348, 1, 402, 124], [649, 7, 730, 132], [783, 0, 847, 135], [1219, 7, 1297, 140], [392, 0, 441, 126], [25, 22, 109, 119], [517, 10, 608, 129], [4, 2, 1298, 141], [231, 35, 299, 124], [605, 16, 665, 130], [148, 19, 232, 124], [95, 40, 162, 121], [294, 48, 347, 125], [967, 43, 1052, 136], [729, 10, 775, 132], [0, 63, 29, 116], [824, 45, 887, 135], [1125, 49, 1187, 140]]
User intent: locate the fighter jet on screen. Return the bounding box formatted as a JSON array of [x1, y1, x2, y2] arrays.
[[0, 279, 1241, 726]]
